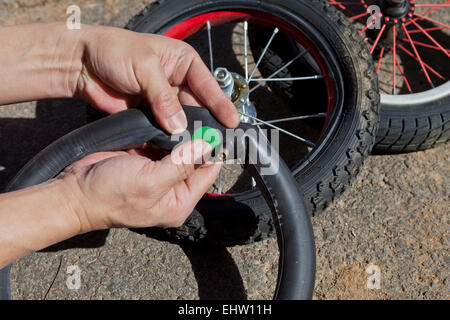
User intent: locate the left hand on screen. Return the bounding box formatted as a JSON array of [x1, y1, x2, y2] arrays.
[[76, 25, 239, 133]]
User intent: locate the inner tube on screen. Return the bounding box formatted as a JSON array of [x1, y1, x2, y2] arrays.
[[0, 108, 315, 300]]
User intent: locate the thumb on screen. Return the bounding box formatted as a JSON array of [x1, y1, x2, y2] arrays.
[[150, 140, 213, 193]]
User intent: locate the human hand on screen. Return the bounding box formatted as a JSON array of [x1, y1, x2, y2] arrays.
[[60, 140, 220, 233], [76, 25, 239, 133]]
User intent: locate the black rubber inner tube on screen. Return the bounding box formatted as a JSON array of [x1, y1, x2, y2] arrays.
[[0, 108, 315, 300]]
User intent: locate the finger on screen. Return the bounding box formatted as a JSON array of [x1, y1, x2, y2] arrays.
[[64, 151, 128, 173], [186, 54, 240, 128], [159, 162, 221, 227], [149, 140, 212, 193], [178, 86, 202, 107], [184, 162, 221, 202], [139, 57, 187, 134]]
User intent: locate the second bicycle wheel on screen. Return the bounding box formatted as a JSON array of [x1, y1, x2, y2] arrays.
[[123, 0, 379, 244], [340, 0, 450, 152]]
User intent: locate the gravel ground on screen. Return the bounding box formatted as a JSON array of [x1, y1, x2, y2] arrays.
[[0, 0, 448, 300]]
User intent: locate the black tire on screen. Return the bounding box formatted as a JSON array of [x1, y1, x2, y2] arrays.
[[374, 96, 450, 153], [123, 0, 379, 245]]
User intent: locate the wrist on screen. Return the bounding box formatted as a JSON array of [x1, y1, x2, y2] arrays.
[[59, 172, 109, 234], [49, 22, 88, 99], [0, 178, 85, 265], [0, 22, 87, 103]]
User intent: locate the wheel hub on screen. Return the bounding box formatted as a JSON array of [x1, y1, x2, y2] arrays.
[[378, 0, 416, 24], [213, 67, 257, 124], [380, 0, 410, 19]]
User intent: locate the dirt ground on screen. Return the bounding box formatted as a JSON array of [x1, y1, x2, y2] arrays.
[[0, 0, 448, 300]]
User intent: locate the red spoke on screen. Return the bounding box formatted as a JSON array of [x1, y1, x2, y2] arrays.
[[393, 26, 397, 94], [332, 2, 358, 18], [410, 19, 450, 58], [405, 0, 450, 27], [330, 0, 375, 4], [331, 2, 347, 10], [413, 13, 450, 29], [370, 24, 386, 54], [376, 46, 385, 74], [398, 44, 444, 80], [401, 24, 433, 87], [348, 11, 369, 20], [330, 1, 366, 5], [360, 15, 376, 34], [332, 0, 376, 21], [407, 26, 448, 34], [394, 52, 412, 93], [415, 4, 450, 7], [417, 0, 450, 17], [401, 38, 450, 54]]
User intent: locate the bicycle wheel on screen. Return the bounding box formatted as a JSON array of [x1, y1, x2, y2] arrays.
[[123, 0, 379, 244], [334, 0, 450, 152]]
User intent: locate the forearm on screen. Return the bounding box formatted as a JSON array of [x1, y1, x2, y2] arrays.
[[0, 178, 83, 268], [0, 23, 86, 104]]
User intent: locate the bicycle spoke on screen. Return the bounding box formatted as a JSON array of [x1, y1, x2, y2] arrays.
[[248, 27, 279, 81], [360, 17, 376, 35], [402, 24, 434, 88], [407, 26, 448, 34], [253, 113, 327, 125], [238, 111, 316, 147], [394, 50, 412, 93], [330, 2, 359, 17], [398, 44, 445, 80], [206, 20, 214, 73], [376, 46, 385, 74], [330, 1, 369, 5], [348, 12, 369, 21], [243, 21, 249, 81], [413, 13, 450, 29], [249, 50, 307, 93], [249, 75, 323, 82], [409, 19, 450, 58], [404, 0, 450, 27], [415, 3, 450, 7], [370, 24, 386, 54], [402, 38, 450, 53], [217, 168, 223, 194]]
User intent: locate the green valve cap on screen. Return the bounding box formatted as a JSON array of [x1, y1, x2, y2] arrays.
[[191, 126, 222, 149]]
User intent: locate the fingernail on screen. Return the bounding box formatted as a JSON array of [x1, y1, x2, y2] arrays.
[[167, 110, 187, 134]]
